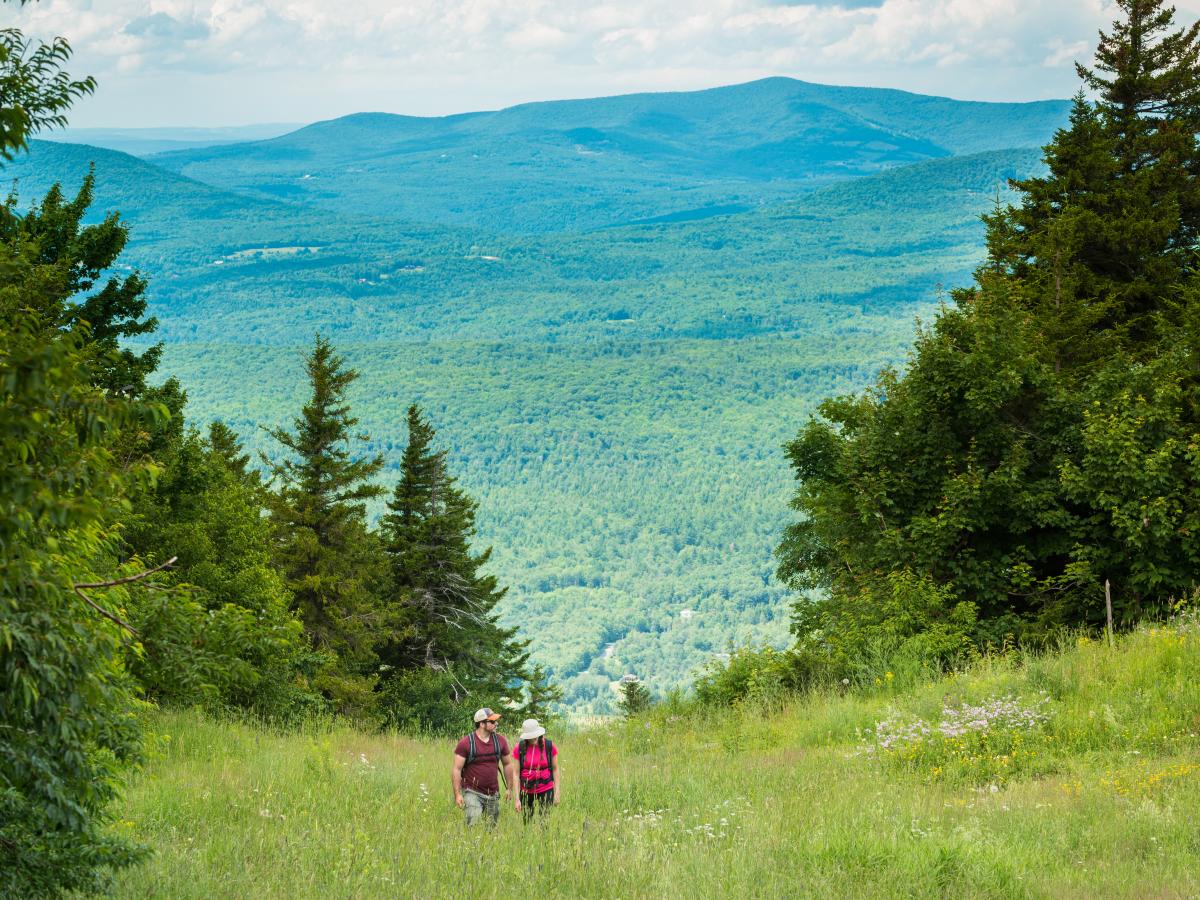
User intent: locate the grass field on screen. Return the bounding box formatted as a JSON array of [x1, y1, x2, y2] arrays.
[[110, 615, 1200, 898]]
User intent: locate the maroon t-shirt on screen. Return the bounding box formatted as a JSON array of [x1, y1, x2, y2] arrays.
[[454, 732, 510, 796]]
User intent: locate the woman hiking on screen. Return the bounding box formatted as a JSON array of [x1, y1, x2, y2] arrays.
[[515, 718, 559, 822]]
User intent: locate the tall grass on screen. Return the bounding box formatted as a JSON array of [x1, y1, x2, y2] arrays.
[[110, 616, 1200, 898]]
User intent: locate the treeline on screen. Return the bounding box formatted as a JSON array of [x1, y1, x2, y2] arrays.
[[0, 41, 544, 896], [694, 0, 1200, 708]]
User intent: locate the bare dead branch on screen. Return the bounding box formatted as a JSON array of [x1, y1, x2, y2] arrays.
[[74, 556, 177, 590], [71, 556, 178, 637]]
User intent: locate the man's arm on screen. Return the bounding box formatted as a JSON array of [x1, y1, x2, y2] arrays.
[[451, 753, 466, 808], [501, 744, 521, 810]]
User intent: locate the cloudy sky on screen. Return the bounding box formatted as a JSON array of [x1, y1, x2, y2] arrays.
[[13, 0, 1200, 128]]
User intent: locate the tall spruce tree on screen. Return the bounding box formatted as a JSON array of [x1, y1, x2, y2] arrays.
[[264, 335, 391, 710], [379, 405, 528, 698], [777, 0, 1200, 659], [986, 0, 1200, 348]]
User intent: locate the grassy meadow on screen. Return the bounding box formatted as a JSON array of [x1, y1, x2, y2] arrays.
[[110, 615, 1200, 898]]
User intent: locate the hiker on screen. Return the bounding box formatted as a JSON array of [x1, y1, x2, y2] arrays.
[[515, 718, 559, 822], [452, 708, 520, 827]]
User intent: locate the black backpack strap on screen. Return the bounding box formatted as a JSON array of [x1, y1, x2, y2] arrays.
[[498, 736, 508, 792]]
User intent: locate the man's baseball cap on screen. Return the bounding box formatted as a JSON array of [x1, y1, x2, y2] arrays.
[[473, 708, 501, 723]]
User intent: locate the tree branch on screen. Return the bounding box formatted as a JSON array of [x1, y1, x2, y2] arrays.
[[72, 556, 177, 636]]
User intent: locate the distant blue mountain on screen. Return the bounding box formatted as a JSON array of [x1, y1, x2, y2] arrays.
[[42, 123, 304, 157], [149, 77, 1069, 233]]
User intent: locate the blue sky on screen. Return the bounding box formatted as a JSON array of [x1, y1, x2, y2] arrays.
[[14, 0, 1200, 128]]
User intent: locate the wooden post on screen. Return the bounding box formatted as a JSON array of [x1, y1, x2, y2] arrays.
[[1105, 579, 1114, 649]]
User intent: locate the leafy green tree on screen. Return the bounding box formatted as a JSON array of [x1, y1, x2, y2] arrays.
[[378, 405, 528, 700], [777, 0, 1200, 654], [264, 334, 390, 711], [0, 17, 157, 892], [0, 173, 160, 394], [0, 20, 94, 161], [0, 248, 158, 896]]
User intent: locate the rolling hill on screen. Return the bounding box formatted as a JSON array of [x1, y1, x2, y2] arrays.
[[147, 77, 1068, 233], [4, 79, 1064, 709]]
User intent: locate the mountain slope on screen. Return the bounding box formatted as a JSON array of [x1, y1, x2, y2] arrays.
[[5, 98, 1056, 707], [41, 124, 303, 157], [148, 78, 1068, 233]]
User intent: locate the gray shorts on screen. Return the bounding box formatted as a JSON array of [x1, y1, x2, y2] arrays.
[[463, 788, 500, 827]]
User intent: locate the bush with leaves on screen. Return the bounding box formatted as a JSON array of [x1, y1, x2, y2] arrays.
[[0, 307, 155, 894], [123, 421, 321, 719]]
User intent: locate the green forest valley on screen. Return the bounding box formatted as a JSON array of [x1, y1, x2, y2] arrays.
[[5, 0, 1200, 895]]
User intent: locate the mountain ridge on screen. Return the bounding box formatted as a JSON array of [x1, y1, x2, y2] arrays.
[[144, 77, 1068, 234]]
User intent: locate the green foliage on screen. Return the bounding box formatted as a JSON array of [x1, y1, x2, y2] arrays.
[[0, 286, 149, 895], [123, 422, 319, 718], [0, 25, 94, 161], [618, 679, 652, 717], [693, 646, 800, 709], [264, 334, 392, 713], [378, 406, 528, 694], [516, 663, 564, 722], [376, 668, 474, 736], [778, 1, 1200, 657]]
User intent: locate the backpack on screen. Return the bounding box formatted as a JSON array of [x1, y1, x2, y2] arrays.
[[464, 731, 507, 791], [516, 738, 555, 793]]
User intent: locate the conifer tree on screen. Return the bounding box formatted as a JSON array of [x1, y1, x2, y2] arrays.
[[379, 405, 528, 697], [986, 0, 1200, 347], [777, 0, 1200, 655], [264, 335, 390, 708], [208, 420, 256, 485]]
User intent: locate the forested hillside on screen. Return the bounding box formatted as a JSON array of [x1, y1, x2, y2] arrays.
[[2, 83, 1062, 711], [147, 77, 1066, 233]]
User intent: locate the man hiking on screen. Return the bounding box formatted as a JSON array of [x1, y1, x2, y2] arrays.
[[452, 708, 520, 827]]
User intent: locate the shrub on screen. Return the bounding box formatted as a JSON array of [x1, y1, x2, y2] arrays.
[[377, 669, 475, 736]]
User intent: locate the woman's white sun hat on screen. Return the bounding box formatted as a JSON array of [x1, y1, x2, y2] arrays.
[[518, 718, 546, 741]]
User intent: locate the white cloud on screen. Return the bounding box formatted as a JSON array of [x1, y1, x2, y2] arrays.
[[9, 0, 1156, 126]]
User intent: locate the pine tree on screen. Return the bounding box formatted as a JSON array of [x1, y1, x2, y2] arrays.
[[986, 0, 1200, 347], [618, 679, 652, 718], [207, 420, 255, 485], [122, 417, 312, 716], [518, 663, 564, 721], [264, 335, 390, 709], [379, 405, 528, 697]]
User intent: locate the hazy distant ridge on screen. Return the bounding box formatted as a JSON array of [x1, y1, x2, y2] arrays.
[[146, 77, 1069, 234]]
